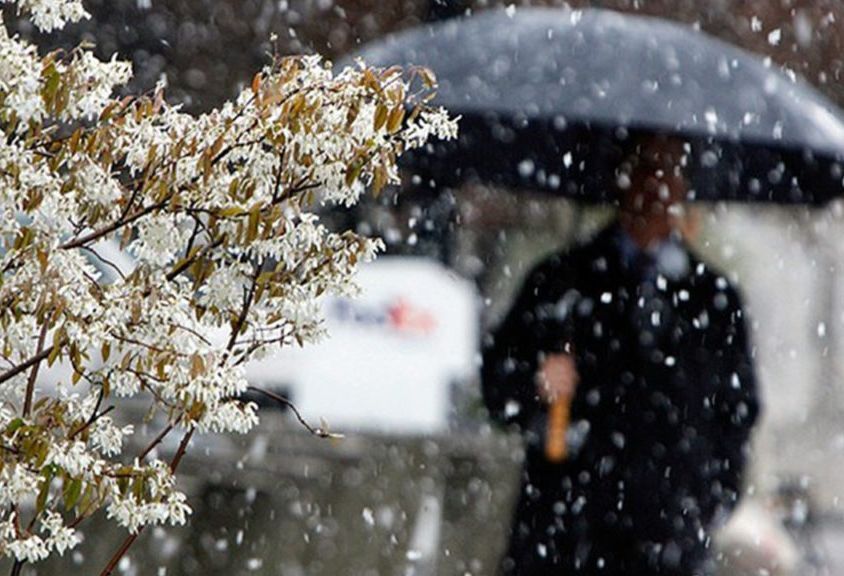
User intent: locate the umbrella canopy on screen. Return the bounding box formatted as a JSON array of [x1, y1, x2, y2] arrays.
[[349, 7, 844, 204]]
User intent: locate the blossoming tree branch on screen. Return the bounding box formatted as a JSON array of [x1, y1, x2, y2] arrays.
[[0, 0, 457, 571]]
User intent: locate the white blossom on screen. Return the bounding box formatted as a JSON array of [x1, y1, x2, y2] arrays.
[[0, 464, 39, 508], [46, 441, 98, 478], [63, 52, 132, 120], [7, 534, 49, 563], [0, 0, 455, 564], [105, 460, 191, 534], [90, 417, 134, 456], [0, 29, 43, 123], [41, 511, 81, 555], [197, 401, 259, 434], [1, 0, 89, 32]]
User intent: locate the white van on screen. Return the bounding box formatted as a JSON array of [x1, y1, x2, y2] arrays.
[[245, 256, 479, 435]]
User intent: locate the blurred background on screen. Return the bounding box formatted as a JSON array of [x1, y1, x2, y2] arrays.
[[6, 1, 844, 575]]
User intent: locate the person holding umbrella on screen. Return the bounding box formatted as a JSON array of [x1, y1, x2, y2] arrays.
[[481, 134, 760, 576], [350, 6, 844, 574]]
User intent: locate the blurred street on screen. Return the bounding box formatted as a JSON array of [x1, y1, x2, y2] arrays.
[[12, 414, 844, 576]]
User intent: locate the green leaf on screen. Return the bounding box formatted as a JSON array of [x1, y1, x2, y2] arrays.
[[64, 477, 83, 511], [35, 440, 49, 467], [36, 479, 50, 514], [132, 476, 144, 502], [218, 207, 246, 218], [36, 467, 55, 514], [47, 342, 61, 367], [344, 163, 362, 188], [246, 207, 260, 242], [418, 66, 437, 89], [77, 483, 96, 518], [5, 418, 24, 436], [41, 64, 60, 108]]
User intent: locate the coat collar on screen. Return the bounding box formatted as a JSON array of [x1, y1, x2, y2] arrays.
[[585, 220, 695, 282]]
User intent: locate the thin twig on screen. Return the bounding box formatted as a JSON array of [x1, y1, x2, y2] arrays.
[[169, 323, 212, 347], [246, 386, 340, 439], [111, 334, 186, 358], [182, 217, 204, 260], [71, 405, 115, 439], [168, 426, 194, 473], [69, 391, 114, 441], [165, 235, 225, 282], [138, 422, 174, 461], [230, 329, 292, 367], [225, 262, 262, 353], [98, 532, 138, 576], [118, 184, 142, 223], [60, 198, 168, 250], [23, 321, 50, 418], [79, 246, 127, 281], [68, 493, 100, 529]]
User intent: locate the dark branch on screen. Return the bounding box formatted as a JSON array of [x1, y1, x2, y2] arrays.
[[138, 423, 174, 461], [80, 246, 127, 281], [22, 321, 50, 418], [69, 386, 113, 440], [0, 345, 55, 387], [246, 385, 340, 439], [60, 198, 168, 250]]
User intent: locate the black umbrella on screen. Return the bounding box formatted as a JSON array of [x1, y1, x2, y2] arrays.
[[349, 7, 844, 204]]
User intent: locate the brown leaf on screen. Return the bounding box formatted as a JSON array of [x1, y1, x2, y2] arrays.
[[372, 165, 387, 196], [387, 106, 405, 134], [252, 72, 262, 104], [418, 66, 438, 89], [190, 354, 206, 379], [373, 104, 388, 132]]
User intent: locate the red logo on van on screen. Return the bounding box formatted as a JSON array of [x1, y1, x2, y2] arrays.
[[331, 297, 437, 337]]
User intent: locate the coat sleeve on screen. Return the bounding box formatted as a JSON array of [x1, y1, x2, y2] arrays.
[[712, 287, 761, 515], [480, 257, 574, 429]]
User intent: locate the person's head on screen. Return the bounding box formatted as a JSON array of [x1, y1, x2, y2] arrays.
[[616, 134, 693, 247]]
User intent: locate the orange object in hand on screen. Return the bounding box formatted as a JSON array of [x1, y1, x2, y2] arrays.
[[537, 348, 576, 463], [545, 397, 571, 462]]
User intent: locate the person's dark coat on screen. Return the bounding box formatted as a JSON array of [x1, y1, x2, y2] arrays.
[[482, 222, 760, 576]]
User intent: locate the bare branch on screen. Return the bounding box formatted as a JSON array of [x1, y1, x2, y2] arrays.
[[169, 323, 213, 347], [246, 385, 341, 439], [98, 532, 138, 576], [68, 405, 114, 440], [69, 386, 113, 440], [225, 261, 263, 353], [138, 422, 174, 461], [22, 321, 50, 418], [60, 198, 169, 251], [79, 246, 127, 281], [169, 426, 194, 473], [165, 235, 225, 282]]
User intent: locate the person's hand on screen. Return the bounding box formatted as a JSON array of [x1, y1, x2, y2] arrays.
[[536, 352, 579, 404]]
